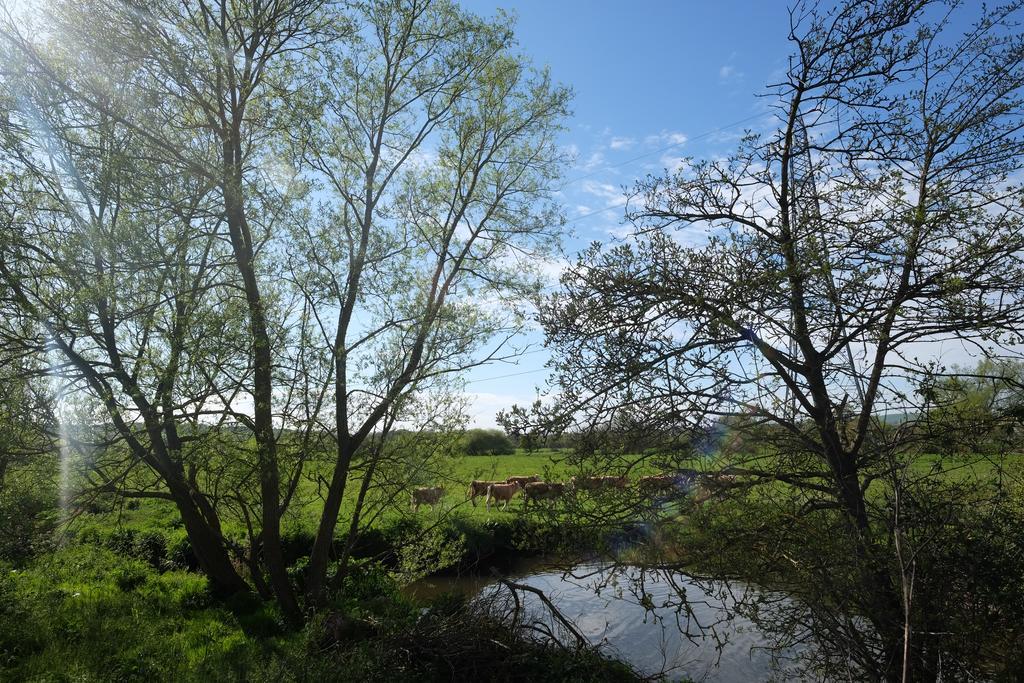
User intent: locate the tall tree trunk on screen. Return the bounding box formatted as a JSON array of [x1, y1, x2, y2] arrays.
[[222, 150, 301, 625], [306, 438, 354, 605], [164, 473, 249, 596]]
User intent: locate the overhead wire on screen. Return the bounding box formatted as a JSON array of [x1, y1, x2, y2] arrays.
[[560, 110, 767, 226]]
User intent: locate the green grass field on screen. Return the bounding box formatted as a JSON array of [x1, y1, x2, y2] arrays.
[[450, 448, 574, 481], [71, 447, 1023, 550], [295, 448, 650, 528], [71, 449, 590, 546]]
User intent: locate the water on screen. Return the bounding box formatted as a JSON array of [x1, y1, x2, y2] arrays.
[[407, 559, 810, 682]]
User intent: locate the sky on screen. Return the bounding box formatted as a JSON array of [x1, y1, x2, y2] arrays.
[[458, 1, 795, 427]]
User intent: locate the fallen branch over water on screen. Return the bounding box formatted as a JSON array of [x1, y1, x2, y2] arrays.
[[496, 575, 590, 649]]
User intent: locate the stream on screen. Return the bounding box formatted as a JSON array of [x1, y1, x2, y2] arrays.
[[406, 558, 813, 682]]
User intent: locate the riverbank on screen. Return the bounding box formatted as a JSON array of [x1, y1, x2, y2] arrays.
[[3, 488, 655, 682], [0, 541, 641, 682], [7, 449, 1022, 680]]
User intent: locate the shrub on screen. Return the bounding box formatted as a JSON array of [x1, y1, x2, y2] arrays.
[[134, 530, 168, 568], [0, 473, 57, 566], [165, 532, 198, 571], [461, 429, 515, 456]]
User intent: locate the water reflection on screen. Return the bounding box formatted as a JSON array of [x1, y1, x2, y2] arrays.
[[407, 561, 810, 682]]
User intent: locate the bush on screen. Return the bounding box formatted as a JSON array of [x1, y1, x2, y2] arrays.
[[461, 429, 515, 456], [165, 533, 198, 571], [0, 543, 640, 682], [73, 523, 196, 572], [0, 546, 270, 681], [0, 471, 57, 566]]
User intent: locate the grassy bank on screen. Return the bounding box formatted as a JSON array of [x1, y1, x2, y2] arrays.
[[0, 449, 671, 680], [7, 448, 1021, 681], [0, 543, 638, 682], [64, 447, 1022, 581]]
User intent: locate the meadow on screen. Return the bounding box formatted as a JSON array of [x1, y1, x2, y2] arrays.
[[75, 449, 582, 537], [2, 448, 649, 682], [71, 446, 1020, 543], [5, 444, 1021, 682]]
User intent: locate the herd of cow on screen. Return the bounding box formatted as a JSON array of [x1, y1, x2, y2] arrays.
[[409, 469, 737, 512]]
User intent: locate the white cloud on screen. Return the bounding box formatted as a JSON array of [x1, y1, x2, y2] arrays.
[[660, 152, 687, 173], [609, 136, 636, 150], [706, 128, 746, 145], [719, 52, 744, 82], [406, 147, 438, 168], [578, 151, 606, 172], [580, 180, 627, 208], [719, 65, 737, 79], [605, 224, 634, 239], [534, 255, 570, 284], [464, 391, 542, 428], [644, 131, 688, 148]]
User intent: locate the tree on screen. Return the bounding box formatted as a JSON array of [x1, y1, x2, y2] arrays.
[[920, 358, 1024, 455], [0, 0, 568, 622], [0, 303, 56, 565], [0, 0, 337, 618], [461, 429, 515, 456], [0, 30, 254, 597], [517, 0, 1024, 679], [0, 236, 50, 496], [289, 0, 569, 603]]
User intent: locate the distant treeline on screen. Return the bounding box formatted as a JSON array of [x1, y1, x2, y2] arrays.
[[358, 427, 579, 456]]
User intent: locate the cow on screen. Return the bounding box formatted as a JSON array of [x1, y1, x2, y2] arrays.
[[569, 475, 604, 491], [638, 469, 701, 495], [702, 472, 739, 485], [693, 473, 742, 505], [599, 475, 629, 489], [523, 481, 566, 509], [467, 480, 504, 507], [506, 474, 541, 489], [485, 482, 521, 511], [637, 474, 676, 493], [411, 486, 445, 512]]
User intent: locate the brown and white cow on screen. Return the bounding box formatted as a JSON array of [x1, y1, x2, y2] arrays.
[[466, 480, 504, 507], [410, 486, 445, 512], [485, 482, 521, 511], [506, 474, 541, 489], [569, 475, 603, 491], [637, 474, 676, 493], [702, 472, 739, 487], [523, 481, 566, 509], [693, 473, 741, 505]]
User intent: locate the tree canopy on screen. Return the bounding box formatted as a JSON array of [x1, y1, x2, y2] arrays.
[[0, 0, 569, 621], [505, 0, 1024, 678]]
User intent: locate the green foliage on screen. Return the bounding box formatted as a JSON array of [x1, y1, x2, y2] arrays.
[[0, 366, 57, 566], [75, 520, 196, 572], [665, 466, 1024, 681], [919, 359, 1024, 456], [0, 543, 638, 682], [460, 429, 515, 456], [0, 546, 247, 681], [0, 467, 57, 566]]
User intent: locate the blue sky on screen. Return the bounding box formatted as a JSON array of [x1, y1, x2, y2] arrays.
[[459, 1, 795, 427]]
